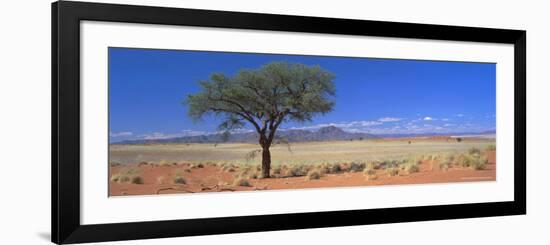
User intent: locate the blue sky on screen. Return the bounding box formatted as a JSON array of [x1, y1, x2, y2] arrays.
[[109, 47, 496, 142]]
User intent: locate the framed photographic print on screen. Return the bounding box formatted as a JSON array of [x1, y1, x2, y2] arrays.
[[52, 1, 526, 244]]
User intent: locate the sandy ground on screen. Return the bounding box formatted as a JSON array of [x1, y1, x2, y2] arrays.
[[109, 150, 496, 196]]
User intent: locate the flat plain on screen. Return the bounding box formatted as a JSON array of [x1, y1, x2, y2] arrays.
[[109, 137, 496, 196]]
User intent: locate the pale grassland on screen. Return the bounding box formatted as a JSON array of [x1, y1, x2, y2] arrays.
[[109, 139, 495, 166]]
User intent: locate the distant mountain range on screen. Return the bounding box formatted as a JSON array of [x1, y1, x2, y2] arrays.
[[112, 126, 495, 145]]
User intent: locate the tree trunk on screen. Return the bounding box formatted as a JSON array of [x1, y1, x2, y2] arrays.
[[261, 147, 271, 178]]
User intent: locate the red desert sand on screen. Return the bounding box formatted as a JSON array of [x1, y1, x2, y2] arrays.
[[109, 150, 496, 196]]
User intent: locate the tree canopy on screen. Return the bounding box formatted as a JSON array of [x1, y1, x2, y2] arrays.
[[185, 61, 336, 177]]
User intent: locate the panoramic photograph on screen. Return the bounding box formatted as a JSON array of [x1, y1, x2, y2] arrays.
[[108, 47, 496, 196]]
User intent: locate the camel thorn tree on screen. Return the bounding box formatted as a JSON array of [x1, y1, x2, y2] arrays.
[[185, 62, 336, 178]]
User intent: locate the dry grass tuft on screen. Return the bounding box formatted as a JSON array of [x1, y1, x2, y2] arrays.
[[348, 162, 366, 173], [173, 176, 186, 184], [306, 169, 322, 180], [404, 161, 420, 174], [131, 176, 144, 184], [110, 167, 142, 184], [386, 167, 399, 176], [233, 177, 252, 187]]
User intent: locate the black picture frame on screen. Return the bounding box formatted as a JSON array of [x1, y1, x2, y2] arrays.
[[52, 1, 526, 244]]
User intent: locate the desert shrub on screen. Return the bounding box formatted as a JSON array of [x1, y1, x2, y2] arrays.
[[173, 176, 186, 184], [109, 162, 122, 167], [371, 161, 383, 170], [386, 167, 399, 176], [379, 160, 399, 170], [365, 162, 376, 170], [439, 155, 454, 171], [363, 169, 376, 176], [459, 153, 487, 170], [236, 165, 262, 179], [240, 165, 252, 174], [111, 167, 141, 183], [462, 155, 473, 167], [439, 162, 449, 171], [485, 144, 496, 151], [446, 154, 455, 162], [468, 147, 481, 155], [234, 170, 249, 179], [233, 177, 252, 187], [288, 164, 308, 177], [459, 154, 473, 168], [405, 161, 420, 174], [471, 156, 488, 170], [222, 164, 236, 172], [197, 163, 204, 168], [430, 154, 440, 162], [119, 175, 131, 182], [248, 170, 260, 179], [272, 165, 282, 175], [329, 163, 342, 173], [131, 176, 144, 184], [110, 174, 121, 182], [306, 169, 322, 180], [348, 162, 366, 173], [363, 164, 376, 176]]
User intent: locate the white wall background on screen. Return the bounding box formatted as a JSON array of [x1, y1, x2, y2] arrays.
[[0, 0, 547, 244]]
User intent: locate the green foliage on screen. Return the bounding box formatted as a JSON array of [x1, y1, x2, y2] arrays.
[[185, 62, 337, 178], [186, 62, 336, 128]]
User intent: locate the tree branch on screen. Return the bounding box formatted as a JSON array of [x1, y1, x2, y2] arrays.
[[267, 112, 286, 146], [209, 107, 262, 133]]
